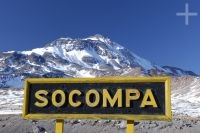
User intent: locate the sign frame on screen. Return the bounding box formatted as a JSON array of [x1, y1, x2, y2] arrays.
[[22, 77, 171, 121]]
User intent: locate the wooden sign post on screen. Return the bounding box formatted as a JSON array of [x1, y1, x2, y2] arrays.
[[22, 77, 172, 133]]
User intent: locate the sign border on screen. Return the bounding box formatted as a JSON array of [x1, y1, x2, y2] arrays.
[[22, 77, 171, 121]]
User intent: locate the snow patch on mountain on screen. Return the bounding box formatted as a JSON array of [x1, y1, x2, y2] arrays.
[[21, 47, 56, 56], [83, 34, 111, 44], [171, 77, 200, 117], [0, 89, 23, 114], [163, 66, 198, 76]]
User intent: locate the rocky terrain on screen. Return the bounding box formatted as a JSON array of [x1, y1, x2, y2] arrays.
[[0, 115, 199, 133]]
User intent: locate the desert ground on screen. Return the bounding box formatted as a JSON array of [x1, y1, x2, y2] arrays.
[[0, 114, 199, 133]]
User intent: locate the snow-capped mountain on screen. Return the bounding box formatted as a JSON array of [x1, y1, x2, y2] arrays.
[[0, 34, 198, 88]]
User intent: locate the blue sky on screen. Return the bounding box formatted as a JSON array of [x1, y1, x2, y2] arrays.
[[0, 0, 200, 74]]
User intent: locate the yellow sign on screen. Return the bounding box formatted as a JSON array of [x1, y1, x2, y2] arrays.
[[22, 77, 172, 133], [23, 77, 172, 121]]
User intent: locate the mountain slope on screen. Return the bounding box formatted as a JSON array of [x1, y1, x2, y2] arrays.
[[171, 76, 200, 116], [162, 66, 198, 76]]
